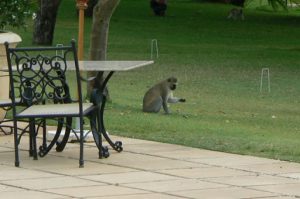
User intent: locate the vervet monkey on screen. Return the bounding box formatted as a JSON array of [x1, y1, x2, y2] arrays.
[[227, 8, 244, 20], [143, 77, 186, 114], [150, 0, 167, 16]]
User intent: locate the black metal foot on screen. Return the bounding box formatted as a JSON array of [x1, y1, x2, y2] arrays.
[[115, 141, 123, 152], [38, 151, 45, 157], [30, 149, 38, 160], [79, 160, 84, 168], [15, 161, 20, 167], [39, 145, 46, 157], [33, 150, 38, 160], [100, 146, 109, 158]]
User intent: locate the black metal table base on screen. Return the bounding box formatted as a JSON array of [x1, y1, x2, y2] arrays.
[[35, 71, 123, 159]]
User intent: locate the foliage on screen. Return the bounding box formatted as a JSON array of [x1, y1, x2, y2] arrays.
[[200, 0, 287, 10], [0, 0, 34, 30], [267, 0, 287, 10], [246, 0, 288, 10]]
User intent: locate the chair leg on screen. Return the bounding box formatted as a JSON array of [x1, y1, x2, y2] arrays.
[[56, 117, 72, 152], [42, 118, 47, 151], [13, 121, 20, 167], [79, 117, 84, 168], [29, 118, 38, 160], [39, 118, 64, 157], [29, 126, 33, 157]]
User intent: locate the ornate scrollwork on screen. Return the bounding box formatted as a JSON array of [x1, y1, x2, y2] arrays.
[[12, 50, 71, 105]]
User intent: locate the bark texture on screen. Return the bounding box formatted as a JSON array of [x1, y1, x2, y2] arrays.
[[32, 0, 62, 45], [88, 0, 120, 96]]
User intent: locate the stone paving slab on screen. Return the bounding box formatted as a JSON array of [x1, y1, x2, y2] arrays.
[[253, 183, 300, 196], [125, 178, 228, 193], [258, 197, 298, 199], [231, 161, 300, 175], [279, 172, 300, 179], [0, 190, 70, 199], [169, 186, 278, 199], [0, 146, 13, 152], [94, 193, 184, 199], [81, 171, 181, 184], [0, 133, 300, 198], [2, 176, 104, 190], [44, 185, 149, 198], [190, 154, 281, 166], [158, 166, 255, 179], [29, 161, 137, 176], [206, 174, 300, 186], [0, 164, 60, 180]]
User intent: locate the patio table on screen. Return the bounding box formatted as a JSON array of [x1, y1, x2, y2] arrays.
[[56, 60, 154, 155]]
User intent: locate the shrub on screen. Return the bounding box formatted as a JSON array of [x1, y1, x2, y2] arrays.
[[0, 0, 33, 30]]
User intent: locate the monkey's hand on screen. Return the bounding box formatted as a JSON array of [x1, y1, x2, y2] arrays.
[[179, 98, 186, 102]]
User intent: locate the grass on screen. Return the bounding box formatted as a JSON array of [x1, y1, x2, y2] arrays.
[[11, 0, 300, 162]]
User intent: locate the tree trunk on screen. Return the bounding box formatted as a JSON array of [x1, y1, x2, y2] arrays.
[[32, 0, 62, 45], [76, 0, 99, 17], [86, 0, 99, 17], [88, 0, 120, 96]]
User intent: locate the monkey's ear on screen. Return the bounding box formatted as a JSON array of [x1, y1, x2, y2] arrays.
[[168, 77, 177, 82]]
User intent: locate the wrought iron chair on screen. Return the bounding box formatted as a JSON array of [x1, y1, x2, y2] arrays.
[[0, 71, 24, 135], [0, 99, 15, 135], [0, 68, 13, 134], [5, 40, 106, 167]]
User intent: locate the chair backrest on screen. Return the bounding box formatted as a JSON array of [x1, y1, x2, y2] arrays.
[[4, 40, 82, 110]]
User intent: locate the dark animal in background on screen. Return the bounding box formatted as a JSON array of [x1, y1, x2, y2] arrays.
[[230, 0, 245, 7], [227, 8, 244, 20], [150, 0, 167, 16], [143, 77, 186, 114]]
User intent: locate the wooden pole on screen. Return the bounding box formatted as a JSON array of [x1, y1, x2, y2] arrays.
[[76, 1, 88, 130], [76, 1, 88, 60]]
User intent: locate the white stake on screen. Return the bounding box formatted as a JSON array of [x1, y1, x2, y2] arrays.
[[260, 67, 270, 93], [150, 39, 159, 59]]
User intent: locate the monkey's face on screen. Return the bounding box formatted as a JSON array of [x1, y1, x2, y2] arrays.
[[167, 77, 178, 90], [170, 83, 177, 90]]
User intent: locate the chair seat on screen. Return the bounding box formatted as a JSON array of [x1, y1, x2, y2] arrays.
[[0, 98, 21, 107], [17, 103, 96, 118]]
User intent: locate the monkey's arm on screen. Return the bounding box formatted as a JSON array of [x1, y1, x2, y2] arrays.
[[167, 93, 186, 103], [162, 97, 170, 114], [168, 97, 186, 103]]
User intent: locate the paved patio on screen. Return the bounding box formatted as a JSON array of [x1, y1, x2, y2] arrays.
[[0, 132, 300, 199]]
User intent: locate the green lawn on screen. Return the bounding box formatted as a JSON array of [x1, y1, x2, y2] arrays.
[[13, 0, 300, 162]]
